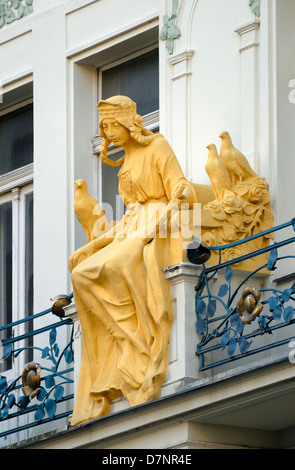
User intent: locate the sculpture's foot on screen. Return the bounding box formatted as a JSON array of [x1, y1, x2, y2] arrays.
[[123, 372, 163, 408], [70, 395, 110, 427]]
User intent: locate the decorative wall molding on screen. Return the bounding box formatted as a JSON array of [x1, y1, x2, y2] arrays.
[[159, 0, 181, 55], [235, 19, 260, 173], [168, 49, 194, 81], [0, 0, 33, 30], [167, 49, 194, 177], [249, 0, 260, 17], [235, 20, 260, 53]]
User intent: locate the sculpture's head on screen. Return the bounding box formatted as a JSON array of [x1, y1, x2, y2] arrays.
[[97, 95, 155, 167], [98, 95, 138, 133]]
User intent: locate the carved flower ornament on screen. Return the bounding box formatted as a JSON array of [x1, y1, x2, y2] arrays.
[[221, 193, 244, 214], [22, 362, 42, 399], [237, 287, 263, 324]]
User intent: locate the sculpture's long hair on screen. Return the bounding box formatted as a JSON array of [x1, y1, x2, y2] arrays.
[[99, 114, 156, 167]]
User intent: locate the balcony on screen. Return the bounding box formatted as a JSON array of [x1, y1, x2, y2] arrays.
[[1, 218, 295, 449]]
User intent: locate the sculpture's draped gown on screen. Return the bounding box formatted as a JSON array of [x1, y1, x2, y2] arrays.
[[71, 135, 194, 426]]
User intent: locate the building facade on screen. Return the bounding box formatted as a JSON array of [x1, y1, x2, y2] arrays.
[[0, 0, 295, 449]]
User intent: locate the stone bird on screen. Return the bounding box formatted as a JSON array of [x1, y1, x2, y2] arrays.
[[74, 179, 104, 242], [205, 144, 232, 199], [219, 131, 257, 183]]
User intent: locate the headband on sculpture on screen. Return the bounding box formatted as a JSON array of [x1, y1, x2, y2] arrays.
[[97, 95, 137, 121]]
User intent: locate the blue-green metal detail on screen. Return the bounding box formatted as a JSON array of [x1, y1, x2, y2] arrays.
[[193, 218, 295, 371], [249, 0, 260, 17], [0, 0, 33, 29], [0, 294, 74, 438], [159, 0, 181, 55]]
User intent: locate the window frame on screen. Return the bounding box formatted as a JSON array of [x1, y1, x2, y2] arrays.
[[0, 99, 34, 374]]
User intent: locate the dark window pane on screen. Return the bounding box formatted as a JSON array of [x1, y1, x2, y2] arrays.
[[0, 105, 33, 176], [25, 193, 33, 362], [102, 49, 159, 116], [0, 202, 12, 371]]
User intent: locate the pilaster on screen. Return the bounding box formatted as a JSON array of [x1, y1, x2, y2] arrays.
[[235, 20, 260, 173], [162, 262, 203, 394], [167, 50, 194, 178]]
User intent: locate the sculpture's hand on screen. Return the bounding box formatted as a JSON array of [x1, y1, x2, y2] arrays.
[[69, 242, 96, 272], [172, 184, 185, 203], [69, 233, 115, 271], [141, 184, 195, 246], [172, 184, 195, 207]]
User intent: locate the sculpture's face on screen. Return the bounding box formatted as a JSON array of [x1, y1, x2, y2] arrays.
[[101, 119, 131, 147]]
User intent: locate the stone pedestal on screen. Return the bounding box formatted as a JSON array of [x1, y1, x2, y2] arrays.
[[161, 262, 203, 395]]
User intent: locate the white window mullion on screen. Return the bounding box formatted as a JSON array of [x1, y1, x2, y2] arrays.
[[17, 188, 26, 329], [11, 188, 21, 375], [16, 186, 32, 441], [11, 188, 21, 324]]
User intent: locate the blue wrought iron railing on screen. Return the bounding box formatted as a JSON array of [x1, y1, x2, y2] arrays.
[[191, 218, 295, 371], [0, 294, 74, 439]]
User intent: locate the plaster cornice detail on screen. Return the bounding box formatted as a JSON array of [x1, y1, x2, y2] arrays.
[[235, 20, 260, 53], [168, 49, 194, 81]]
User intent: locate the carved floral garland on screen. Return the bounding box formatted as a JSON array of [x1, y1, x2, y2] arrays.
[[202, 177, 273, 262]]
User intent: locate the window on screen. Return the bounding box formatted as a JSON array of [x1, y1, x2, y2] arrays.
[[93, 48, 159, 221], [0, 102, 33, 372], [100, 49, 159, 116], [0, 104, 33, 175]]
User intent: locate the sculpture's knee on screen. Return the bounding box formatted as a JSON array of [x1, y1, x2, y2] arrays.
[[71, 264, 85, 288]]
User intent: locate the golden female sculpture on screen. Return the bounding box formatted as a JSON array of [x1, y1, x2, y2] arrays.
[[69, 96, 196, 426]]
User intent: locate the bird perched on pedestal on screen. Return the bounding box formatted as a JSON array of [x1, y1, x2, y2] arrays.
[[219, 131, 257, 184], [74, 179, 104, 242], [205, 144, 232, 199]]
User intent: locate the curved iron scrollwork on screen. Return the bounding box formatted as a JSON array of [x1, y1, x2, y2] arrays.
[[193, 218, 295, 370], [0, 294, 74, 435]]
